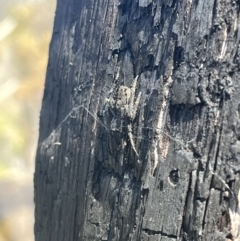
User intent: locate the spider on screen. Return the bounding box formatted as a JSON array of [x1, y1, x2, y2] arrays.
[[108, 76, 141, 156]]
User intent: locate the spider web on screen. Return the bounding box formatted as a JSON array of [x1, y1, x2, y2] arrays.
[[37, 102, 217, 151]]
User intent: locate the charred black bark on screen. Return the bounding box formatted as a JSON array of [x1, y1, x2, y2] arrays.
[[35, 0, 240, 240]]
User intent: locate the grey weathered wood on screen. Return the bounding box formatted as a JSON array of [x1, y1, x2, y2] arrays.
[[34, 0, 240, 240]]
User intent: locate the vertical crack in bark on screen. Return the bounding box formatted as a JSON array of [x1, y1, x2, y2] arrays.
[[137, 188, 149, 240], [202, 93, 225, 233], [211, 0, 218, 28], [180, 172, 192, 237], [73, 195, 79, 240], [107, 189, 118, 240]]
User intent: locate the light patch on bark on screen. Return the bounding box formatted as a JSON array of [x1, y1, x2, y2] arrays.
[[153, 74, 173, 172], [229, 190, 240, 240], [219, 26, 227, 60]]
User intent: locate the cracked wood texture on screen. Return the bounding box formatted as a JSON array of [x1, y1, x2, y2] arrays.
[[34, 0, 240, 240]]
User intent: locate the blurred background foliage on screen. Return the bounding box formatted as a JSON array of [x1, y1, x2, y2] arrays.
[[0, 0, 55, 175], [0, 0, 56, 240]]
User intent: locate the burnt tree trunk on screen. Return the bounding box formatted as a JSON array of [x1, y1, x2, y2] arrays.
[[34, 0, 240, 240]]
